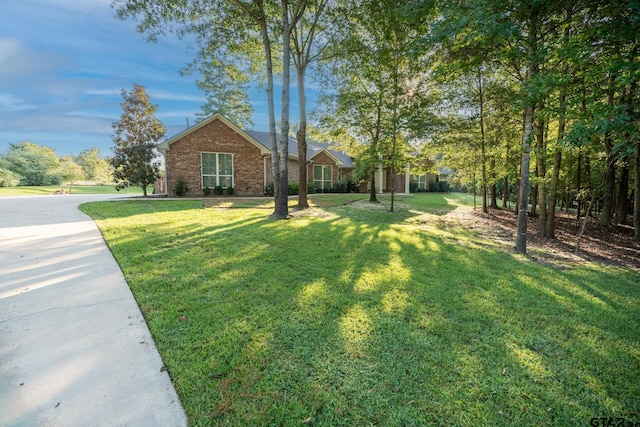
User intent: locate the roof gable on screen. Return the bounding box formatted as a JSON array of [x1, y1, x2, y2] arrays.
[[157, 113, 270, 156]]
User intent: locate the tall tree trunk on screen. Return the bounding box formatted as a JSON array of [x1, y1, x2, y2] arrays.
[[490, 158, 498, 208], [274, 0, 292, 219], [478, 69, 488, 214], [615, 161, 630, 224], [536, 116, 547, 236], [601, 140, 616, 226], [635, 139, 640, 239], [546, 148, 562, 237], [600, 82, 617, 227], [546, 87, 566, 238], [515, 15, 539, 254], [584, 152, 593, 217], [576, 150, 582, 218], [515, 159, 521, 214], [516, 103, 534, 253], [257, 8, 280, 218], [295, 62, 309, 210], [369, 165, 378, 203], [530, 181, 538, 217], [502, 175, 509, 209]]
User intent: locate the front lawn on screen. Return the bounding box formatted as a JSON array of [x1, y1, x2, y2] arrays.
[[80, 193, 640, 426]]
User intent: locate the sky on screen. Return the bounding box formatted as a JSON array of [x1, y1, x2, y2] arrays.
[[0, 0, 305, 156]]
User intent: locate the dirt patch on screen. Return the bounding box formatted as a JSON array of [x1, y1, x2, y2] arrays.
[[463, 208, 640, 270]]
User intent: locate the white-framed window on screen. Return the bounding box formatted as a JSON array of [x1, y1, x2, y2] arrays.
[[201, 152, 233, 188], [414, 174, 427, 189], [313, 165, 332, 190]]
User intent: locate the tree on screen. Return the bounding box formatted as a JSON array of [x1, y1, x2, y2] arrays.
[[434, 0, 574, 253], [291, 0, 331, 209], [320, 0, 431, 206], [60, 156, 86, 193], [185, 56, 254, 128], [113, 0, 307, 219], [2, 142, 63, 186], [75, 147, 113, 184], [0, 157, 22, 187], [111, 83, 165, 196]]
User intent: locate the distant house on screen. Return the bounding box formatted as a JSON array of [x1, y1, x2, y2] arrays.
[[157, 113, 437, 196]]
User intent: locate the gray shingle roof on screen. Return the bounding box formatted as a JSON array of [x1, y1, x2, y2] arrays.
[[244, 130, 355, 168]]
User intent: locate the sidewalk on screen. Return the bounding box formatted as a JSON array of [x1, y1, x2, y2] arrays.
[[0, 194, 187, 426]]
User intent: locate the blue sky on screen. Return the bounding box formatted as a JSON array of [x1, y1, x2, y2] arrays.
[[0, 0, 305, 156]]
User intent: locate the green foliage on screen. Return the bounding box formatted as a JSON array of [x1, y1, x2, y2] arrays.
[[111, 83, 165, 197], [186, 57, 253, 128], [2, 142, 63, 186], [0, 157, 22, 187], [319, 0, 432, 203], [202, 186, 211, 196], [225, 186, 234, 195], [287, 181, 299, 195], [75, 147, 113, 184], [213, 185, 223, 195], [173, 178, 188, 197], [60, 156, 86, 192]]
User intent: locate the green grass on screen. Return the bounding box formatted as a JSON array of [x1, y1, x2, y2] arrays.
[[80, 193, 640, 426], [0, 184, 144, 196]]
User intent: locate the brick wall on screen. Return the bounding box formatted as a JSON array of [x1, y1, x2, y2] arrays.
[[265, 157, 300, 185], [165, 119, 266, 196]]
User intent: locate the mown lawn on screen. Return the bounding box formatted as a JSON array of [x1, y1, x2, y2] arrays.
[[80, 193, 640, 426], [0, 184, 143, 196]]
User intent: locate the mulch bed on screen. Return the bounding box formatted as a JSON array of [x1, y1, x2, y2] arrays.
[[469, 208, 640, 271]]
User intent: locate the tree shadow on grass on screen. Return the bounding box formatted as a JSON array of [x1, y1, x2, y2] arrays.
[[90, 196, 640, 426]]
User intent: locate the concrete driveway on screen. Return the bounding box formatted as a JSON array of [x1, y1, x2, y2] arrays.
[[0, 194, 187, 426]]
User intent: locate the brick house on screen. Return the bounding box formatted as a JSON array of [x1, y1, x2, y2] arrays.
[[157, 113, 363, 196], [156, 113, 439, 196]]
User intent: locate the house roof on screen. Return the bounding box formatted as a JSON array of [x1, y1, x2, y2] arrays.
[[245, 130, 355, 167], [438, 167, 456, 176], [159, 112, 355, 168]]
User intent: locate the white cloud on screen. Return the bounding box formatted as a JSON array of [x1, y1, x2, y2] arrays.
[[147, 89, 205, 103], [0, 93, 34, 111], [85, 89, 123, 97], [0, 38, 69, 84]]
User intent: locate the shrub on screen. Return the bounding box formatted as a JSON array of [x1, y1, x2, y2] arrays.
[[174, 178, 188, 196], [439, 180, 449, 192], [214, 185, 223, 195], [306, 181, 316, 194], [226, 186, 234, 195], [0, 167, 22, 187], [428, 181, 439, 192], [409, 182, 419, 193], [202, 186, 211, 196], [288, 182, 299, 195]]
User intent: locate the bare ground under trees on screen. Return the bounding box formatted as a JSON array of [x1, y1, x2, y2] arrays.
[[464, 208, 640, 271]]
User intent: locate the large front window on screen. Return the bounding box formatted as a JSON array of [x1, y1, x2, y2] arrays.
[[415, 174, 427, 190], [314, 165, 332, 190], [202, 152, 233, 188]]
